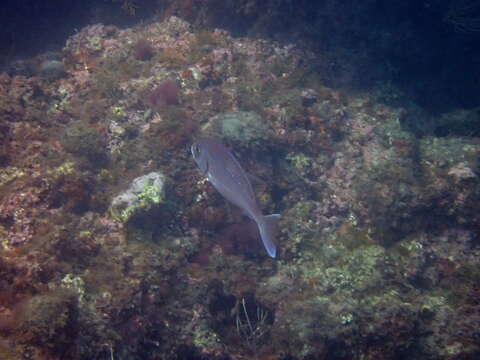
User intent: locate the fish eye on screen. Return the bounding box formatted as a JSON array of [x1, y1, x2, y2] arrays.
[[192, 143, 201, 157]]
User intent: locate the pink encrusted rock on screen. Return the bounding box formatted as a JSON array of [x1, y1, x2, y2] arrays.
[[447, 162, 477, 182]]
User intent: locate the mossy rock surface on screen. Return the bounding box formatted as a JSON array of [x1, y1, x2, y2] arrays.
[[110, 171, 166, 223]]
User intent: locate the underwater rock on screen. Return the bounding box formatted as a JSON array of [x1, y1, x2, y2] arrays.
[[433, 108, 480, 137], [21, 290, 78, 351], [110, 172, 166, 223], [38, 60, 66, 80], [301, 89, 318, 107], [5, 59, 35, 77], [62, 121, 107, 164], [218, 111, 272, 149]]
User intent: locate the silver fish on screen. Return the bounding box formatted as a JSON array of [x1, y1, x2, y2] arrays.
[[191, 138, 280, 258]]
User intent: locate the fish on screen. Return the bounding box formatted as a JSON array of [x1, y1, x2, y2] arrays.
[[191, 138, 280, 258]]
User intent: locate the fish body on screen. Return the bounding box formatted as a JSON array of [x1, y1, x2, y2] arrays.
[[191, 138, 280, 258]]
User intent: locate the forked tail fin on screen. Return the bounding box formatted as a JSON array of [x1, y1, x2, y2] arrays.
[[258, 214, 281, 258]]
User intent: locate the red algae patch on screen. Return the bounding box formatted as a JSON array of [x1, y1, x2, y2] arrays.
[[133, 38, 155, 61], [148, 79, 180, 109]]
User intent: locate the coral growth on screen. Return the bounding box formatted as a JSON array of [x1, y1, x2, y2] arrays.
[[148, 79, 181, 110], [133, 38, 155, 61]]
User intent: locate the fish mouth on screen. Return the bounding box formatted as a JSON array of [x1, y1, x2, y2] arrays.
[[191, 142, 209, 176], [190, 143, 197, 158]]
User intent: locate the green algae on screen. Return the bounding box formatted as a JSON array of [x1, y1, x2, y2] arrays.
[[336, 223, 372, 251], [47, 161, 76, 178], [111, 105, 127, 118], [61, 273, 86, 303], [192, 326, 221, 352], [0, 166, 26, 186], [110, 172, 165, 223], [111, 183, 162, 223], [286, 152, 313, 173], [220, 111, 272, 149], [302, 244, 384, 295], [420, 137, 480, 168]]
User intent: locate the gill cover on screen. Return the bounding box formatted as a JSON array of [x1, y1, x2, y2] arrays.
[[191, 142, 209, 176]]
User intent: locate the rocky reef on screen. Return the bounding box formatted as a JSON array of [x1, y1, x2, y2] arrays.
[[0, 8, 479, 360]]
